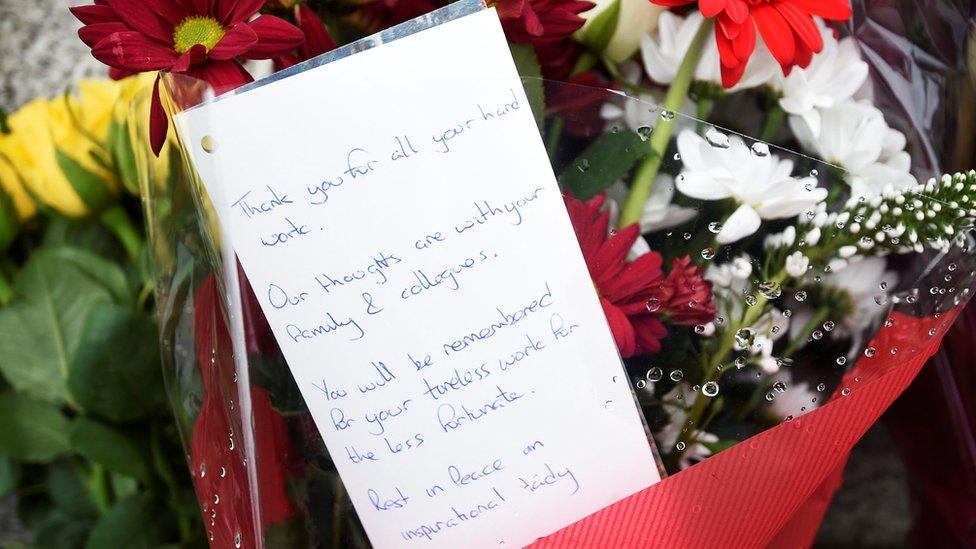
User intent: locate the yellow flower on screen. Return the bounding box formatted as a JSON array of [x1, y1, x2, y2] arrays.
[[0, 143, 36, 221], [4, 80, 121, 218], [108, 73, 172, 194]]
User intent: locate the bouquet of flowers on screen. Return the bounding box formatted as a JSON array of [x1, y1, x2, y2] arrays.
[[64, 0, 976, 546]]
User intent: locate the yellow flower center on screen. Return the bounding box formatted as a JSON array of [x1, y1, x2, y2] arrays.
[[173, 16, 225, 53]]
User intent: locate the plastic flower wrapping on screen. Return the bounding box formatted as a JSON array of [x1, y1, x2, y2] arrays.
[[109, 0, 976, 546]]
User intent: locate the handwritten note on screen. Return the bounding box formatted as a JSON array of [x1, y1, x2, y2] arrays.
[[176, 9, 659, 548]]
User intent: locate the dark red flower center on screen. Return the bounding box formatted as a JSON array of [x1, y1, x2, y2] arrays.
[[173, 16, 226, 53]]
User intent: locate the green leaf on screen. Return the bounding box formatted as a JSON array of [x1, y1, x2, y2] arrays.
[[67, 304, 164, 423], [108, 119, 140, 195], [0, 392, 70, 462], [43, 247, 132, 306], [46, 461, 100, 519], [84, 494, 171, 549], [70, 418, 152, 483], [559, 130, 646, 200], [508, 43, 545, 131], [43, 218, 127, 264], [0, 454, 22, 498], [54, 148, 114, 214], [33, 509, 94, 549], [580, 0, 621, 53], [0, 248, 122, 403]]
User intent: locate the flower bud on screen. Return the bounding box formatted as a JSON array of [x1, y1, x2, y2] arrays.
[[576, 0, 665, 63]]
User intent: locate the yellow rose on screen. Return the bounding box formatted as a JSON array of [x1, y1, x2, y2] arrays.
[[0, 142, 36, 221], [0, 155, 28, 252], [4, 80, 121, 218], [109, 73, 172, 194]]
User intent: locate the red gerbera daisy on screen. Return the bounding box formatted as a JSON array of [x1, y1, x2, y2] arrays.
[[651, 0, 852, 87], [564, 193, 668, 357], [71, 0, 305, 154]]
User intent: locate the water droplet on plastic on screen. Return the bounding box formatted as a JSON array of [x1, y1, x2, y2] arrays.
[[701, 247, 715, 260], [772, 381, 787, 393], [201, 135, 217, 153], [708, 221, 723, 233], [836, 356, 847, 365], [751, 142, 769, 157], [812, 330, 824, 340], [841, 388, 851, 396], [702, 381, 719, 397], [735, 328, 755, 348], [759, 281, 782, 299], [636, 379, 646, 389], [234, 531, 243, 548], [577, 159, 590, 173], [794, 290, 808, 302], [637, 125, 652, 141], [810, 169, 819, 177], [705, 127, 730, 149], [228, 438, 235, 451], [213, 494, 219, 505], [670, 370, 684, 382], [219, 467, 227, 478], [864, 347, 877, 358], [817, 383, 827, 392], [694, 324, 707, 334], [647, 367, 664, 382], [675, 441, 686, 451], [745, 294, 758, 306], [645, 297, 662, 312], [673, 152, 682, 161], [823, 321, 835, 332], [660, 110, 675, 121]]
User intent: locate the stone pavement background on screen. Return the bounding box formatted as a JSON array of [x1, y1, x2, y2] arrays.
[[0, 0, 913, 546]]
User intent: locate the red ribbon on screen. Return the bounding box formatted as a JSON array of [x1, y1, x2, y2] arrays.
[[528, 309, 960, 548]]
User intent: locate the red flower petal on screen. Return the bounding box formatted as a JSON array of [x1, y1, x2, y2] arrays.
[[171, 44, 206, 72], [698, 0, 729, 18], [752, 4, 796, 67], [724, 0, 749, 23], [150, 75, 168, 157], [209, 23, 258, 60], [78, 21, 130, 47], [70, 4, 123, 25], [591, 224, 639, 285], [106, 0, 174, 43], [92, 31, 178, 71], [601, 251, 664, 303], [774, 2, 822, 51], [296, 3, 337, 61], [185, 59, 253, 95], [601, 299, 637, 358], [222, 0, 265, 25], [632, 315, 667, 355], [788, 0, 852, 20], [239, 15, 305, 60], [143, 0, 189, 24]]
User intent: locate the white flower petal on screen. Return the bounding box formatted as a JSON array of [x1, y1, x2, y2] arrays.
[[717, 204, 762, 244]]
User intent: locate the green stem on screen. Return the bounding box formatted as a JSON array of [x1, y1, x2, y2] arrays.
[[760, 104, 785, 142], [100, 204, 143, 262], [151, 422, 193, 542], [0, 270, 13, 305], [695, 97, 713, 133], [331, 479, 347, 549], [782, 306, 830, 358], [665, 268, 790, 470], [618, 19, 712, 228], [80, 461, 112, 512], [546, 117, 565, 159]]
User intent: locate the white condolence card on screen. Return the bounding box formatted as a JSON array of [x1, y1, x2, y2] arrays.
[[175, 8, 660, 548]]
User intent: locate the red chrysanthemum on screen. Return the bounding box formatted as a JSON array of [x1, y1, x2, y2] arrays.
[[495, 0, 594, 46], [652, 0, 852, 87], [71, 0, 305, 154], [651, 256, 716, 326], [274, 2, 338, 70], [564, 193, 668, 357], [546, 71, 615, 137]]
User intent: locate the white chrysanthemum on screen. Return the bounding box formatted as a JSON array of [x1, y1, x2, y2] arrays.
[[790, 100, 917, 198], [658, 383, 719, 470], [773, 27, 869, 138], [641, 11, 776, 91], [675, 130, 828, 244]]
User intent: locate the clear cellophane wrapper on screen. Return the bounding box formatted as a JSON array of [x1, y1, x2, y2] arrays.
[[130, 3, 976, 547]]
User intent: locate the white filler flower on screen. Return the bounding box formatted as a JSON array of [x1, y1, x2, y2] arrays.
[[774, 28, 869, 138], [675, 130, 828, 244]]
